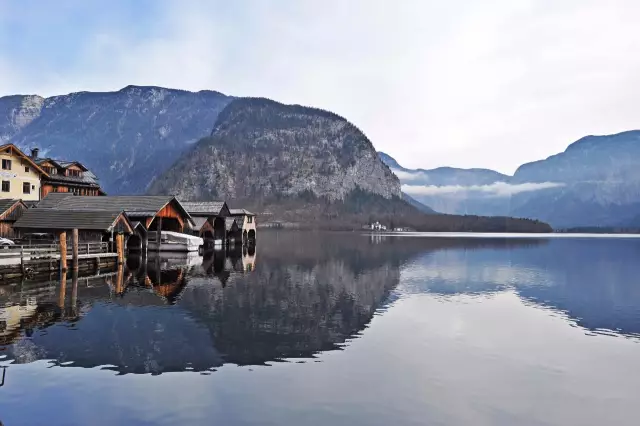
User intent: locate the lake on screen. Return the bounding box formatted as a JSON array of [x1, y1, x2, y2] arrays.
[[1, 231, 640, 425]]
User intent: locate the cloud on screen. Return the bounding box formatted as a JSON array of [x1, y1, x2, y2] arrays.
[[402, 181, 564, 197], [390, 168, 428, 182], [2, 1, 640, 174]]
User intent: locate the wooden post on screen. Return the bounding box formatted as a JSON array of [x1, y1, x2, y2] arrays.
[[58, 269, 67, 308], [72, 228, 79, 270], [87, 243, 90, 255], [156, 217, 162, 252], [115, 264, 124, 295], [59, 231, 67, 271], [116, 233, 125, 265], [20, 246, 24, 275], [71, 269, 78, 315]]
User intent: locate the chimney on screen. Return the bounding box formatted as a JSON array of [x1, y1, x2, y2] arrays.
[[30, 147, 39, 159]]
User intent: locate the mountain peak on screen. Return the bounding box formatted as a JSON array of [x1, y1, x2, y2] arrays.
[[150, 98, 401, 202]]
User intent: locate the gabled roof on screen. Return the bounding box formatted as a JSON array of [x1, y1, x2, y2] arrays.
[[0, 199, 22, 214], [34, 158, 101, 187], [229, 208, 255, 216], [0, 199, 27, 221], [225, 217, 237, 231], [131, 221, 148, 235], [180, 201, 227, 216], [191, 217, 209, 230], [37, 193, 193, 224], [0, 144, 49, 177], [35, 158, 89, 171], [14, 209, 133, 232]]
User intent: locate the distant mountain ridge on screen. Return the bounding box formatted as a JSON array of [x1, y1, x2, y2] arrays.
[[0, 86, 232, 194], [381, 130, 640, 227], [149, 97, 549, 232]]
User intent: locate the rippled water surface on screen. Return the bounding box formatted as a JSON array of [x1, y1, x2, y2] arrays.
[[1, 231, 640, 425]]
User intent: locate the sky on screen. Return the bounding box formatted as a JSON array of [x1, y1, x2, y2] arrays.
[[1, 0, 639, 174]]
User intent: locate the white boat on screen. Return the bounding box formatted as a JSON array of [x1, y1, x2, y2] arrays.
[[147, 231, 203, 252]]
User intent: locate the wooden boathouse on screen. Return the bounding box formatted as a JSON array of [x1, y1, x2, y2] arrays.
[[229, 209, 257, 245], [0, 199, 28, 239], [180, 201, 230, 247], [7, 208, 134, 279], [35, 193, 195, 252]]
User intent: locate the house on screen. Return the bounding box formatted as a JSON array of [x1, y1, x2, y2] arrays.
[[35, 193, 194, 251], [0, 199, 28, 239], [0, 144, 49, 201], [369, 221, 387, 231], [30, 148, 104, 197], [229, 209, 256, 244], [13, 208, 133, 243], [180, 201, 231, 244]]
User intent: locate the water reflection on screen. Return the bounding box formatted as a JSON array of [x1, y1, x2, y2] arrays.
[[1, 232, 640, 377]]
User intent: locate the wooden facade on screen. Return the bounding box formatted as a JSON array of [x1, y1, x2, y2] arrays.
[[35, 156, 105, 198], [146, 201, 187, 232], [0, 200, 27, 239], [41, 183, 102, 197]]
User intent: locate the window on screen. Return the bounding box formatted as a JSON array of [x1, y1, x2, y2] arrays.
[[247, 216, 253, 223], [1, 181, 9, 192], [67, 169, 82, 177], [43, 166, 57, 175], [24, 166, 30, 173], [23, 182, 30, 194], [2, 159, 11, 170]]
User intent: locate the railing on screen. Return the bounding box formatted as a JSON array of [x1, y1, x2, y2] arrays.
[[0, 242, 110, 261], [77, 242, 110, 255]]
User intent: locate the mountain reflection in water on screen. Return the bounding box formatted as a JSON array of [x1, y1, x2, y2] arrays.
[[1, 232, 640, 377]]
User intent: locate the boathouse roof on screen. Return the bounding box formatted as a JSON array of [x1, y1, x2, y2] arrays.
[[225, 217, 237, 231], [38, 193, 191, 217], [191, 217, 209, 230], [0, 199, 27, 222], [14, 209, 133, 233], [180, 201, 228, 217], [229, 208, 255, 216]]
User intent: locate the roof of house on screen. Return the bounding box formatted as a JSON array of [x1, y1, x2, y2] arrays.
[[36, 194, 194, 224], [180, 201, 226, 216], [0, 144, 50, 176], [0, 199, 21, 213], [34, 158, 101, 187], [14, 209, 131, 232], [191, 217, 209, 230], [131, 221, 148, 235], [0, 199, 26, 221], [229, 208, 255, 216]]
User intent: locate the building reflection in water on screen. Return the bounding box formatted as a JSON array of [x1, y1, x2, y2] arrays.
[[1, 233, 639, 376]]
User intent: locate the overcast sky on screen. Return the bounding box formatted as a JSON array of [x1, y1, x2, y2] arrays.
[[1, 0, 639, 174]]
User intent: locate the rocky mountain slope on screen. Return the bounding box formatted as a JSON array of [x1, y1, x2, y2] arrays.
[[149, 97, 401, 202], [383, 130, 640, 228], [150, 97, 550, 232], [0, 86, 232, 194]]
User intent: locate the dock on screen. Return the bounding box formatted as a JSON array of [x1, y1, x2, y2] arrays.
[[0, 242, 119, 281]]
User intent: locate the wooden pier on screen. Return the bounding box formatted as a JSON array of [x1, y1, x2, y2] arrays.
[[0, 242, 119, 281]]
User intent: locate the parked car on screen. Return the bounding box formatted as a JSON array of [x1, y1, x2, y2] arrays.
[[0, 237, 15, 247]]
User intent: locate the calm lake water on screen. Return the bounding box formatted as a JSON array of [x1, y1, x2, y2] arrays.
[[1, 231, 640, 425]]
